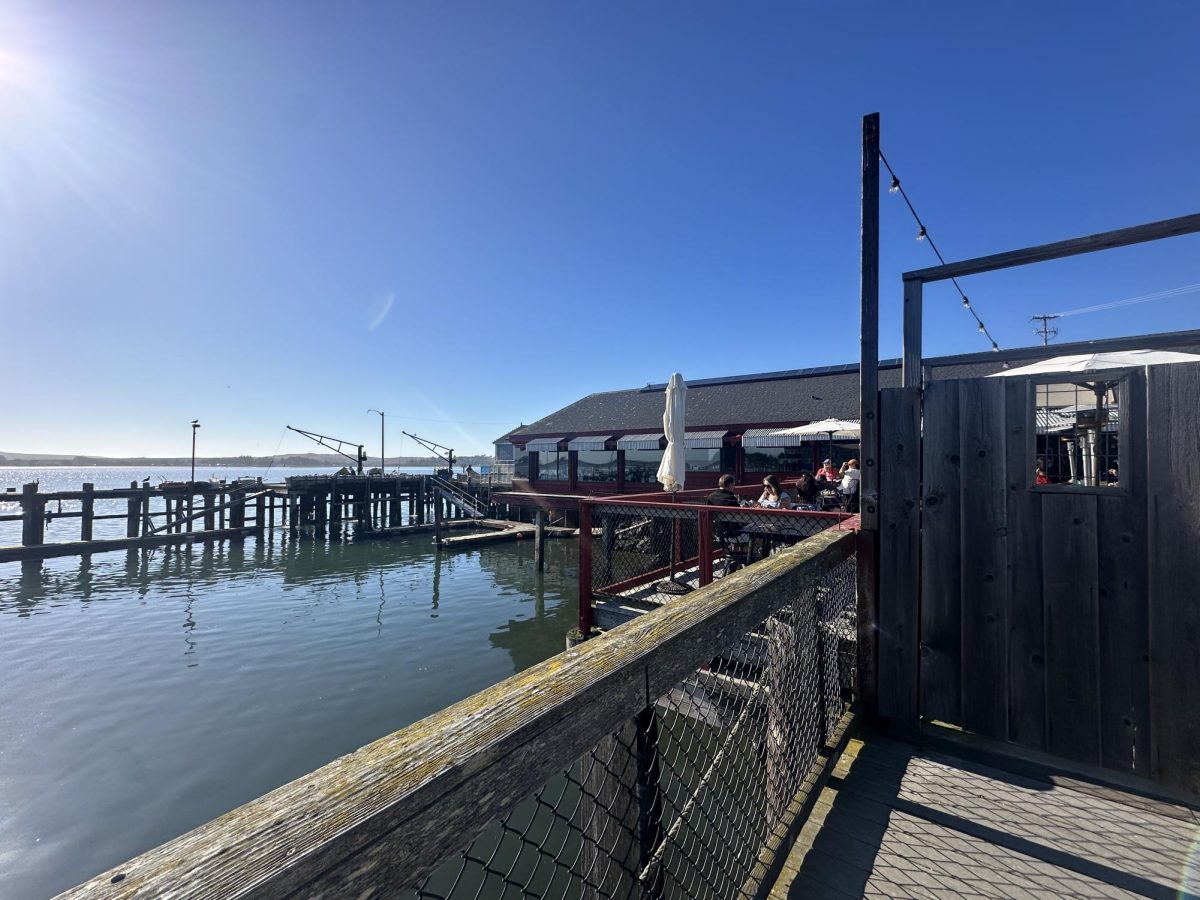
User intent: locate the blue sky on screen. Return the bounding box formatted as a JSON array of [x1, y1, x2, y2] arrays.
[[2, 1, 1197, 457]]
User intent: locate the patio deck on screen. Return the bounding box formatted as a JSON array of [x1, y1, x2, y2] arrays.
[[771, 735, 1199, 900]]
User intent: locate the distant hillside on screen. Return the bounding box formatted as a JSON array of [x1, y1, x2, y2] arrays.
[[0, 451, 495, 468]]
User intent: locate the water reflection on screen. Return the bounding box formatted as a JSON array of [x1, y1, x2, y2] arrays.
[[0, 529, 580, 900]]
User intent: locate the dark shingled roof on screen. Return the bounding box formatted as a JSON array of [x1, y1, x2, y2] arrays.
[[498, 332, 1200, 443], [500, 358, 1007, 441]]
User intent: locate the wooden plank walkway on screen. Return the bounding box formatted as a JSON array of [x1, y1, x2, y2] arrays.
[[771, 735, 1200, 899]]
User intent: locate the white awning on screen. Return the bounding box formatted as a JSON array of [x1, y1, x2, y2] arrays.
[[567, 435, 611, 451], [616, 433, 664, 450], [683, 430, 727, 449], [741, 427, 809, 448], [524, 436, 565, 452]]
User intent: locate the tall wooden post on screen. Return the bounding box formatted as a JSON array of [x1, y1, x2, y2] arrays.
[[142, 483, 153, 536], [578, 503, 594, 635], [902, 276, 923, 388], [859, 111, 882, 718], [21, 483, 44, 546], [126, 481, 140, 537], [389, 478, 402, 526], [417, 477, 427, 525], [229, 489, 246, 536], [255, 492, 266, 533], [203, 492, 216, 531], [80, 482, 95, 542], [534, 510, 546, 571]]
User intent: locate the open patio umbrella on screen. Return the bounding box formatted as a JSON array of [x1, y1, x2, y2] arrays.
[[772, 418, 861, 467], [991, 349, 1200, 485], [655, 374, 690, 594]]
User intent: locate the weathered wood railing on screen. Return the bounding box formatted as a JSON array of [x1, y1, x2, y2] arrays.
[[58, 525, 858, 899]]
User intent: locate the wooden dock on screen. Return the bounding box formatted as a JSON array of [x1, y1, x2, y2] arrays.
[[770, 734, 1199, 899]]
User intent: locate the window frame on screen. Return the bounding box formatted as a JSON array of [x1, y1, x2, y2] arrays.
[[1026, 369, 1131, 497]]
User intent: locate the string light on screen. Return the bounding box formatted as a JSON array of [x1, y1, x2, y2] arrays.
[[879, 150, 1002, 352]]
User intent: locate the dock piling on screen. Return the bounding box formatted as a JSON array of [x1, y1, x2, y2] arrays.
[[80, 483, 94, 542], [534, 510, 546, 571]]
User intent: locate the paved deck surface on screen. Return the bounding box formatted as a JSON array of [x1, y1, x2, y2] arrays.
[[771, 736, 1200, 899]]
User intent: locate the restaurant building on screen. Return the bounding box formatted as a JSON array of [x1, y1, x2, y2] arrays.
[[494, 353, 1010, 499]]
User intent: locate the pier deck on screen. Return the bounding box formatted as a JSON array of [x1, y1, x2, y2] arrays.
[[770, 734, 1199, 899]]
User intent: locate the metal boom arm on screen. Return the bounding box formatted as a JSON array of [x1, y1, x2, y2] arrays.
[[286, 425, 366, 474], [401, 431, 455, 473]]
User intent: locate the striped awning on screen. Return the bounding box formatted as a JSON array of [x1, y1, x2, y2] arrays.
[[1035, 410, 1074, 433], [567, 435, 611, 451], [741, 427, 807, 448], [683, 430, 728, 449], [616, 433, 664, 450], [524, 436, 565, 452]]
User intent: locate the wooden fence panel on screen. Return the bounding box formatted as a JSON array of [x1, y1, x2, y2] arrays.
[[877, 386, 922, 734], [1147, 361, 1200, 795], [1042, 492, 1101, 766], [959, 378, 1009, 741], [1096, 369, 1150, 776], [1003, 377, 1045, 750], [918, 378, 962, 725]]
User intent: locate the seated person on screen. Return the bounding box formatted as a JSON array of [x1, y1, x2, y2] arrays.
[[815, 459, 839, 483], [705, 474, 740, 507], [757, 475, 793, 509], [795, 472, 818, 505], [839, 459, 861, 512]]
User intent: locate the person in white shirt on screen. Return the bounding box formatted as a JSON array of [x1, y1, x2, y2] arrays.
[[756, 475, 793, 509], [840, 459, 861, 496]]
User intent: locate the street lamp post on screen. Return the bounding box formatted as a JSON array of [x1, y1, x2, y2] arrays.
[[190, 420, 201, 485], [368, 410, 385, 473]]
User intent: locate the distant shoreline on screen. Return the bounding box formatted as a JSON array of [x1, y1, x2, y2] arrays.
[[0, 453, 494, 468]]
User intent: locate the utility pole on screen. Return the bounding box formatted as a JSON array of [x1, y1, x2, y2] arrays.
[[1031, 314, 1060, 346], [368, 409, 385, 472]]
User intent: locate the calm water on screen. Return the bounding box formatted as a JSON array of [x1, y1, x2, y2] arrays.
[[0, 470, 577, 899]]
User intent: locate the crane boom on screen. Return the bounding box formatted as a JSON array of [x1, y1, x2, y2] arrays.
[[401, 431, 455, 474], [286, 425, 366, 474]]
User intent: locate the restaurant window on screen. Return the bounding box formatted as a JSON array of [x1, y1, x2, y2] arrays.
[[513, 448, 529, 479], [684, 447, 722, 472], [495, 442, 515, 462], [744, 446, 810, 474], [576, 450, 617, 482], [537, 450, 567, 481], [1032, 376, 1123, 490], [623, 449, 662, 484]]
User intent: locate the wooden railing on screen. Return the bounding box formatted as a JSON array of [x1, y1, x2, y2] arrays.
[[58, 525, 857, 899]]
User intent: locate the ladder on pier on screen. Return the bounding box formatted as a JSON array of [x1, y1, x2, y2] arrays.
[[429, 476, 487, 519]]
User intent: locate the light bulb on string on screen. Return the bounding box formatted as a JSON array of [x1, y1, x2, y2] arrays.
[[916, 226, 927, 241], [992, 342, 1000, 352], [978, 323, 986, 333], [961, 297, 971, 309], [889, 176, 900, 193]]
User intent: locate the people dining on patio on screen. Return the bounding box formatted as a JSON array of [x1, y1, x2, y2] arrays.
[[756, 475, 793, 509], [840, 458, 861, 512], [795, 472, 819, 507], [816, 459, 839, 483], [705, 474, 740, 507]]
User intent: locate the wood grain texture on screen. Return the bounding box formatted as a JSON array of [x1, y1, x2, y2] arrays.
[[877, 387, 921, 734], [901, 279, 922, 389], [1096, 369, 1150, 776], [959, 378, 1009, 741], [1002, 377, 1046, 750], [918, 378, 962, 726], [57, 526, 856, 899], [1147, 361, 1200, 796], [1042, 492, 1101, 766]]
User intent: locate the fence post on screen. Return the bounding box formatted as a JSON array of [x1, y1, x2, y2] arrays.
[[578, 502, 593, 636], [635, 706, 665, 899], [579, 718, 639, 900], [21, 483, 44, 546], [697, 508, 713, 586], [126, 481, 140, 537], [80, 482, 94, 542]]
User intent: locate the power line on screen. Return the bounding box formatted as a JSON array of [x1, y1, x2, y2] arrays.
[[1050, 281, 1200, 318], [879, 150, 1001, 353]]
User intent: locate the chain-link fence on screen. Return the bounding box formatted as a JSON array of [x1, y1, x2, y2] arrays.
[[410, 549, 857, 900]]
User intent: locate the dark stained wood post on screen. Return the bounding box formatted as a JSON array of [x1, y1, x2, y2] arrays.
[[579, 720, 639, 900], [902, 276, 923, 388], [858, 112, 881, 718], [390, 478, 402, 526], [126, 480, 140, 537], [229, 488, 246, 538], [142, 482, 153, 536], [80, 483, 94, 542], [433, 490, 443, 546], [534, 510, 546, 571], [21, 483, 44, 546], [255, 491, 266, 534], [203, 492, 216, 531], [329, 488, 341, 531]]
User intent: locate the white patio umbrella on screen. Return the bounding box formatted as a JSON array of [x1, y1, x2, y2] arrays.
[[655, 373, 690, 594], [988, 349, 1200, 378], [772, 418, 861, 465], [656, 373, 687, 493]]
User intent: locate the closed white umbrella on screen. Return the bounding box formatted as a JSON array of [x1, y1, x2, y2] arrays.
[[656, 373, 687, 493]]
